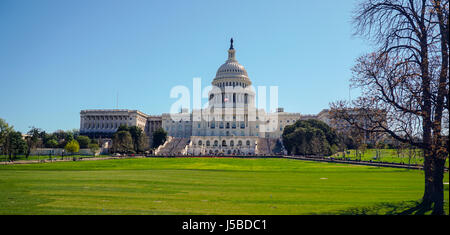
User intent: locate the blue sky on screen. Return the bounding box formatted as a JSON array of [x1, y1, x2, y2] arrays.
[[0, 0, 372, 133]]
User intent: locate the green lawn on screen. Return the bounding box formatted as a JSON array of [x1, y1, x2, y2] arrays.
[[0, 158, 448, 215], [332, 149, 449, 168], [0, 154, 111, 162]]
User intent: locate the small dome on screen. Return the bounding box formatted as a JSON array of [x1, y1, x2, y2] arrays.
[[212, 40, 251, 86], [215, 61, 248, 78]]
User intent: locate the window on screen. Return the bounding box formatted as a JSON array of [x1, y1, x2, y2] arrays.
[[206, 140, 210, 146], [246, 140, 250, 146]]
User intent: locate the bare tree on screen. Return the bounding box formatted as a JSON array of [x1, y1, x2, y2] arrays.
[[331, 0, 448, 214]]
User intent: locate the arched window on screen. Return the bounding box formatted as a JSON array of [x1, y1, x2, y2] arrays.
[[246, 140, 250, 146], [198, 140, 202, 146], [206, 140, 210, 146], [230, 140, 234, 147], [214, 140, 219, 146], [238, 140, 242, 146], [222, 140, 227, 147]]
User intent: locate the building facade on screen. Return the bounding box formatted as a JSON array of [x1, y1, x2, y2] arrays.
[[79, 39, 348, 155], [79, 109, 162, 147]]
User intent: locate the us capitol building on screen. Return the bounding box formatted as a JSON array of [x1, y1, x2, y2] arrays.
[[80, 39, 331, 155]]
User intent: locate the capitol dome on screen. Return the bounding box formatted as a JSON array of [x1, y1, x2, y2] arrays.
[[212, 38, 252, 87]]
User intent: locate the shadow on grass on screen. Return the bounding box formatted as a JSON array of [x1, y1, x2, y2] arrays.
[[328, 200, 449, 215]]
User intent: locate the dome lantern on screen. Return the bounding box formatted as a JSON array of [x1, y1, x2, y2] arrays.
[[228, 38, 236, 61], [212, 38, 252, 87]]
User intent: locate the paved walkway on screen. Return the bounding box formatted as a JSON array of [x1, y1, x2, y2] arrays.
[[283, 156, 430, 170]]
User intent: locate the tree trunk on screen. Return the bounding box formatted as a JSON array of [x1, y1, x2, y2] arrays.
[[431, 155, 446, 215], [421, 149, 434, 208]]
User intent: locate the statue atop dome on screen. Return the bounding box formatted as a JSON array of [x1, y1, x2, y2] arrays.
[[230, 38, 234, 50]]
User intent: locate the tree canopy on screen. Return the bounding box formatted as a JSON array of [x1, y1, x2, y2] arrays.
[[282, 119, 339, 156], [152, 128, 167, 149], [76, 135, 91, 149], [112, 125, 149, 153], [64, 139, 80, 155], [112, 130, 134, 154]]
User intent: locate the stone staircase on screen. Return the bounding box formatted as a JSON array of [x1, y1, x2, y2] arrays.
[[269, 138, 285, 155], [256, 138, 271, 155], [155, 137, 190, 156], [256, 138, 286, 155]]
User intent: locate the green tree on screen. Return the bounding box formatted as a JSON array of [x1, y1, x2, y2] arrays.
[[88, 143, 100, 156], [25, 127, 43, 159], [7, 131, 27, 160], [112, 130, 134, 154], [54, 130, 74, 148], [0, 118, 14, 157], [64, 140, 80, 155], [117, 124, 129, 132], [76, 135, 91, 149], [282, 119, 339, 156], [129, 126, 149, 153], [152, 128, 167, 149], [47, 139, 58, 148]]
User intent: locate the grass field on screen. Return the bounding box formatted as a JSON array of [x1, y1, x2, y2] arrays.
[[0, 154, 111, 162], [0, 158, 448, 215], [332, 149, 449, 167]]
